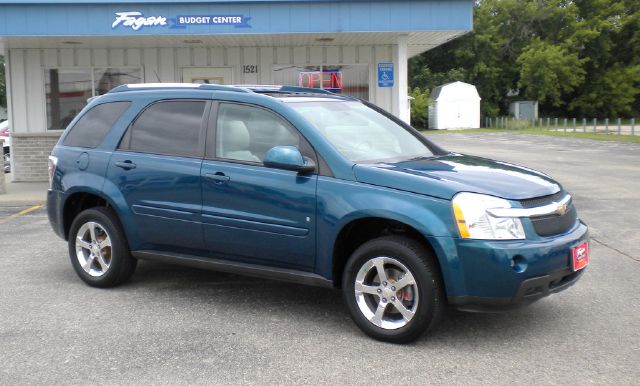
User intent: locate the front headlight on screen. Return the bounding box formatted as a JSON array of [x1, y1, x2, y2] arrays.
[[452, 192, 525, 240]]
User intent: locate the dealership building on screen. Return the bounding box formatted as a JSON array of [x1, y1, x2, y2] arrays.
[[0, 0, 472, 181]]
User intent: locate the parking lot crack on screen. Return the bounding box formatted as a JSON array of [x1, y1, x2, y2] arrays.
[[592, 238, 640, 263]]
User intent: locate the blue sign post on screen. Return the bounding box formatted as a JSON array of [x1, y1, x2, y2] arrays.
[[377, 62, 394, 88]]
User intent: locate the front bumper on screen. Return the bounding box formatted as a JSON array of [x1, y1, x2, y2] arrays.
[[449, 266, 585, 312], [446, 220, 589, 312]]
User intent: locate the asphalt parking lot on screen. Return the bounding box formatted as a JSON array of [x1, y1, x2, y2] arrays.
[[1, 132, 639, 384]]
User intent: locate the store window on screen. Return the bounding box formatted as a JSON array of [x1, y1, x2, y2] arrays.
[[272, 65, 369, 100], [45, 67, 141, 130]]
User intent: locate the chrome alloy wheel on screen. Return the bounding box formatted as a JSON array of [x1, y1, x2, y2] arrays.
[[75, 221, 112, 277], [354, 256, 419, 330]]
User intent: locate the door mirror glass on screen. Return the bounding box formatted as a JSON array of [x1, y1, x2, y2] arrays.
[[263, 146, 315, 173]]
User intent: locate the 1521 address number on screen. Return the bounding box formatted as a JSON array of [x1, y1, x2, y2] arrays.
[[243, 65, 258, 74]]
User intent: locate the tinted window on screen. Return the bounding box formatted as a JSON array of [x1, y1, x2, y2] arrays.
[[216, 103, 300, 163], [63, 102, 130, 148], [126, 100, 206, 157]]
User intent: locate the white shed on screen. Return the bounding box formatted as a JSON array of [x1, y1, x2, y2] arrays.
[[428, 81, 481, 129]]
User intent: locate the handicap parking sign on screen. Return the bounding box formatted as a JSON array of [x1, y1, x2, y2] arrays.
[[378, 63, 394, 87]]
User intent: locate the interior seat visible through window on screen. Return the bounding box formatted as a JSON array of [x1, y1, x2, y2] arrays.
[[218, 120, 261, 162], [216, 103, 300, 163]]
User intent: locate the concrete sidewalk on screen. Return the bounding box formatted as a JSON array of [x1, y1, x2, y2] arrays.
[[0, 173, 48, 206]]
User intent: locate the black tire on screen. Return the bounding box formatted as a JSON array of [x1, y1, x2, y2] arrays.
[[68, 207, 137, 288], [342, 236, 444, 343]]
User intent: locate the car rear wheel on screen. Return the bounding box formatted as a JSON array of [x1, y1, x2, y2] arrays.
[[68, 207, 137, 288], [342, 236, 444, 343]]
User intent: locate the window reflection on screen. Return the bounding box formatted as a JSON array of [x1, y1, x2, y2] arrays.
[[94, 68, 142, 96], [45, 67, 141, 130], [45, 69, 92, 131]]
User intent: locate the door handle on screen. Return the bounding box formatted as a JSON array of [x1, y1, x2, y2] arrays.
[[115, 160, 136, 170], [205, 172, 230, 184]]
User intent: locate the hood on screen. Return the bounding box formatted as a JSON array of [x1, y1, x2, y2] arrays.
[[353, 154, 561, 200]]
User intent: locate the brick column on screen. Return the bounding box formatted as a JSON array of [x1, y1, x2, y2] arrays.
[[10, 132, 62, 182]]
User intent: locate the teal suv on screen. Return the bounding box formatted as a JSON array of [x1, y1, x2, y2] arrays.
[[47, 84, 589, 342]]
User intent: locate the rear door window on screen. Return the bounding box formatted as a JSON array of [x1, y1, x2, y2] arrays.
[[120, 100, 207, 158], [63, 101, 130, 148]]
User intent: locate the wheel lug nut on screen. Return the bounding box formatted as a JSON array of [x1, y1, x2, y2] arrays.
[[383, 281, 387, 286], [391, 296, 396, 301], [391, 286, 396, 291], [377, 289, 382, 293], [382, 298, 387, 303]]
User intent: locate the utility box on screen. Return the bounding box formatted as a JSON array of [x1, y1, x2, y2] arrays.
[[509, 101, 538, 120], [428, 81, 481, 130]]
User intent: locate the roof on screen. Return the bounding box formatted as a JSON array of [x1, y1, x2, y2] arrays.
[[0, 0, 370, 3], [0, 1, 473, 38], [429, 82, 456, 100], [429, 81, 480, 101]]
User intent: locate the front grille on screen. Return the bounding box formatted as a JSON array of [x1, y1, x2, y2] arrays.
[[520, 191, 578, 237], [530, 205, 578, 236], [520, 191, 564, 208]]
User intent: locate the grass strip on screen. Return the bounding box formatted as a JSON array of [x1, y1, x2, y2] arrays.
[[422, 128, 640, 144]]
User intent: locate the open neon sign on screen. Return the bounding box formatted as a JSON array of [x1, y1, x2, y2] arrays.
[[298, 71, 343, 90]]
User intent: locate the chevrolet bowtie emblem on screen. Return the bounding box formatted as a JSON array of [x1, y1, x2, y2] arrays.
[[555, 202, 568, 216]]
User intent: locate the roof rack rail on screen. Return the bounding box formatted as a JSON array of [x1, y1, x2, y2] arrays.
[[108, 83, 251, 94], [231, 85, 333, 95], [107, 83, 334, 96], [280, 85, 334, 94]]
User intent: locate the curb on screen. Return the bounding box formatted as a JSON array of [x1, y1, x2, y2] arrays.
[[0, 200, 46, 208]]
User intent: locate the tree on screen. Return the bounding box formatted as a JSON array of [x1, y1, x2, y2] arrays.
[[409, 0, 640, 118], [568, 0, 640, 117], [517, 40, 586, 107]]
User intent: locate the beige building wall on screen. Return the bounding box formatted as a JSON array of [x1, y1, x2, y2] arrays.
[[6, 42, 407, 181]]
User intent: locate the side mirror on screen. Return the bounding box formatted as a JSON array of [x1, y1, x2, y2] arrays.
[[263, 146, 316, 174]]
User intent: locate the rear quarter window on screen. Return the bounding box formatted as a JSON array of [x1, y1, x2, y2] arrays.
[[63, 101, 131, 148], [119, 100, 207, 158]]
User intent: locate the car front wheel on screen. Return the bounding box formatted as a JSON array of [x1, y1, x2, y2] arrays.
[[342, 236, 444, 343]]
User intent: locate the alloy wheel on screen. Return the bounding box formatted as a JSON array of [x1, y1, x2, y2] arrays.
[[354, 256, 419, 330], [75, 221, 112, 277]]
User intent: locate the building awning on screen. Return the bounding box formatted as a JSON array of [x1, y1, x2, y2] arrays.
[[0, 0, 472, 57]]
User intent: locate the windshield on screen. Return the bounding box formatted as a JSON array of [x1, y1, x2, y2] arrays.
[[284, 100, 434, 163]]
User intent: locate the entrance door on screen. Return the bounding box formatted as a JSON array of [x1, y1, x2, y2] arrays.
[[183, 67, 233, 85]]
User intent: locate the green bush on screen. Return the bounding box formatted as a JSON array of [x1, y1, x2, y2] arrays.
[[409, 87, 431, 129]]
